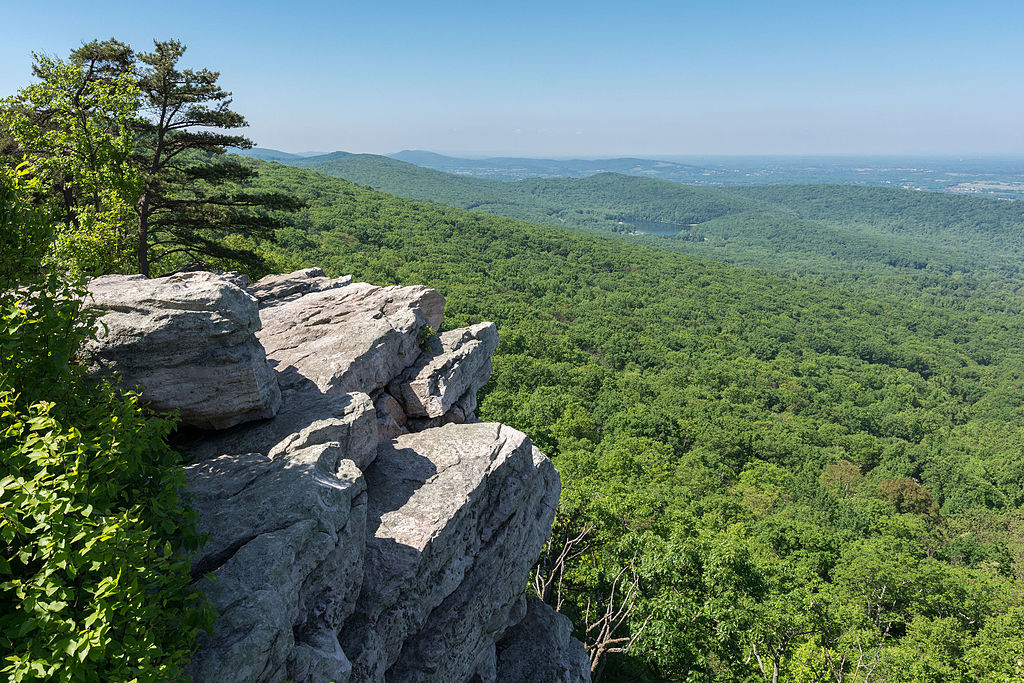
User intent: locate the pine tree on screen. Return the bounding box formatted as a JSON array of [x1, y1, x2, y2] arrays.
[[5, 38, 301, 277], [127, 40, 300, 276]]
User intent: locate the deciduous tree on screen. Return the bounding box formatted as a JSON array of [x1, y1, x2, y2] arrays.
[[1, 49, 139, 274]]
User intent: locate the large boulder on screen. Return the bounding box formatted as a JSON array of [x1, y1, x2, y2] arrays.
[[389, 322, 499, 420], [342, 423, 560, 682], [83, 272, 280, 430], [185, 443, 366, 683], [258, 281, 445, 396]]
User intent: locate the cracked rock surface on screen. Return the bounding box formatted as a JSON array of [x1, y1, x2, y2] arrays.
[[390, 322, 499, 419], [185, 445, 366, 683], [257, 280, 444, 396], [83, 272, 281, 429], [345, 423, 560, 683], [85, 269, 586, 683], [249, 267, 353, 307]]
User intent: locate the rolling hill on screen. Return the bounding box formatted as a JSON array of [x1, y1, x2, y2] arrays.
[[242, 151, 1024, 292], [388, 149, 711, 181], [242, 158, 1024, 680]]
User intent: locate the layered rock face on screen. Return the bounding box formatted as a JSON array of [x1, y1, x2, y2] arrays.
[[495, 598, 591, 683], [83, 272, 281, 430], [83, 269, 588, 683], [346, 424, 559, 683]]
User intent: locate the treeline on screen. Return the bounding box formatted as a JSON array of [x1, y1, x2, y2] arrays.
[[269, 151, 1024, 294], [250, 160, 1024, 681]]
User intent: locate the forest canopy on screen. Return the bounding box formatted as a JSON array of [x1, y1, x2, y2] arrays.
[[249, 160, 1024, 681], [3, 35, 1024, 683]]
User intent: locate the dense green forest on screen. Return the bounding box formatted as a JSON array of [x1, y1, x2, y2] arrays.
[[248, 160, 1024, 681], [5, 38, 1024, 682], [267, 152, 1024, 291]]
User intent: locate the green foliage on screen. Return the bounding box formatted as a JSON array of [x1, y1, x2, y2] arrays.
[[123, 39, 302, 276], [0, 390, 209, 681], [877, 477, 941, 521], [246, 160, 1024, 680], [1, 53, 139, 276], [0, 164, 50, 284], [417, 325, 435, 351], [0, 165, 212, 681], [1, 39, 300, 279]]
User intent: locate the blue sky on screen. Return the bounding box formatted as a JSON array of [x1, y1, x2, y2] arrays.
[[1, 0, 1022, 156]]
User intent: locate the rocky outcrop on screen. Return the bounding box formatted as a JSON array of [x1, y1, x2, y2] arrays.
[[495, 598, 592, 683], [185, 445, 366, 683], [185, 390, 378, 470], [82, 272, 280, 430], [85, 269, 587, 683], [344, 423, 559, 682], [389, 322, 499, 419]]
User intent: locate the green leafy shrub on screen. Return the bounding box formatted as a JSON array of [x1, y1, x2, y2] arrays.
[[1, 164, 212, 681]]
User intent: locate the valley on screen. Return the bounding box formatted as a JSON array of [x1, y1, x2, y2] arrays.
[[240, 151, 1024, 298], [240, 159, 1024, 680], [6, 9, 1024, 681]]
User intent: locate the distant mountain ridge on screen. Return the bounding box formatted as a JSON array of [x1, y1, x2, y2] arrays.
[[232, 148, 325, 162], [388, 150, 710, 181], [234, 148, 1024, 284], [237, 147, 712, 182], [387, 150, 1024, 196], [237, 147, 1024, 198], [251, 150, 748, 236]]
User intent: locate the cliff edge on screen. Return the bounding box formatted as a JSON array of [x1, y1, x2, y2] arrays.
[[84, 268, 589, 683]]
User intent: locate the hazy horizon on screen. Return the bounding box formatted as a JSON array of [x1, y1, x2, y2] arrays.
[[3, 0, 1023, 157], [257, 148, 1024, 162]]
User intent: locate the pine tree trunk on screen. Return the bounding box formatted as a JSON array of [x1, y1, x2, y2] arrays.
[[136, 196, 150, 277]]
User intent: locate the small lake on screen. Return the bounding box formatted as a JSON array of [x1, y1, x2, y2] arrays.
[[619, 220, 690, 235]]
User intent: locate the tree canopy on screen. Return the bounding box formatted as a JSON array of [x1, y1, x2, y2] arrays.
[[1, 39, 300, 278], [250, 160, 1024, 681]]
